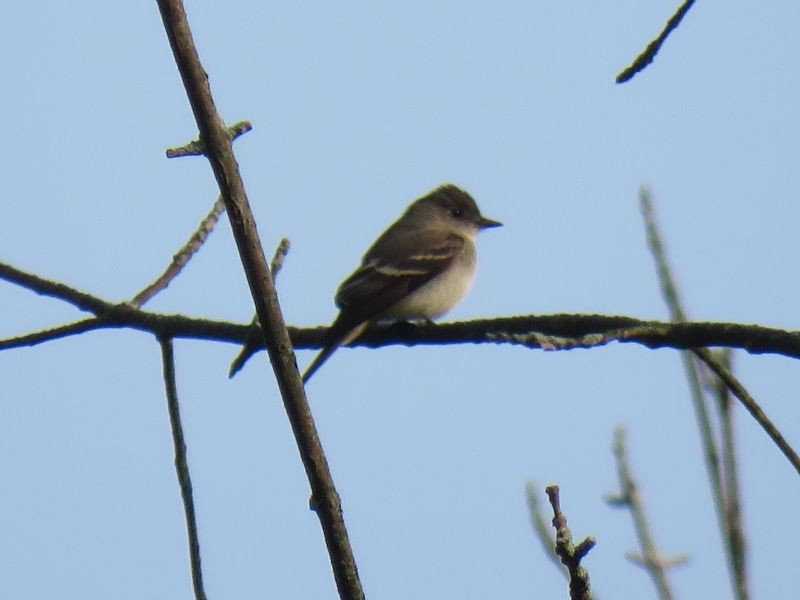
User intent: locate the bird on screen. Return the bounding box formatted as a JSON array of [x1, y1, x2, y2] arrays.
[[301, 183, 501, 383]]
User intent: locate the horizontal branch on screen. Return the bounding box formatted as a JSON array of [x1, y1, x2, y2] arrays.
[[3, 261, 799, 474], [2, 267, 800, 360], [5, 261, 800, 358], [4, 306, 800, 361]]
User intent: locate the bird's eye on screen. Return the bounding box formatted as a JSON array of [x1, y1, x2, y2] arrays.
[[451, 208, 463, 218]]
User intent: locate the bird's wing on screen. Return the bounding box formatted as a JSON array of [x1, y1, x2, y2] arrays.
[[334, 230, 465, 325]]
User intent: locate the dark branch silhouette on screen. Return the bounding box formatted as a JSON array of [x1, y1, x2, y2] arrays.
[[154, 1, 365, 598], [616, 0, 697, 83], [2, 258, 800, 477], [228, 238, 292, 377]]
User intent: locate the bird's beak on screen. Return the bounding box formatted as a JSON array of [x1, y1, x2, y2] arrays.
[[477, 216, 502, 229]]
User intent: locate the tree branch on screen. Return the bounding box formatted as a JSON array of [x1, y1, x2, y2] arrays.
[[130, 196, 226, 308], [165, 120, 253, 158], [228, 238, 291, 377], [159, 337, 207, 600], [711, 350, 749, 600], [526, 482, 568, 578], [640, 186, 730, 571], [545, 485, 595, 600], [616, 0, 697, 83], [153, 1, 364, 598], [640, 186, 754, 596], [606, 428, 687, 600], [3, 260, 799, 475]]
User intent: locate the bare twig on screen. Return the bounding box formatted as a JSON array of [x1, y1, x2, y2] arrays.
[[616, 0, 697, 83], [154, 2, 364, 598], [640, 186, 728, 559], [228, 238, 291, 377], [545, 485, 595, 600], [606, 428, 687, 600], [166, 120, 253, 158], [640, 187, 755, 597], [711, 350, 749, 600], [694, 347, 800, 482], [0, 317, 106, 349], [130, 196, 227, 307], [270, 238, 291, 276], [525, 483, 568, 578], [159, 337, 207, 600], [0, 261, 112, 315]]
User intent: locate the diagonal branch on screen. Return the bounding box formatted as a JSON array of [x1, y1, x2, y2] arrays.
[[154, 2, 364, 598], [616, 0, 697, 84], [710, 350, 749, 600], [130, 196, 227, 308], [0, 262, 113, 315], [228, 238, 291, 377], [693, 348, 800, 480], [640, 187, 755, 595], [606, 428, 688, 600], [639, 186, 728, 561]]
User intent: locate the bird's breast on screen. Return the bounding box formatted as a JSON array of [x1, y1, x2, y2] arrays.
[[382, 242, 477, 320]]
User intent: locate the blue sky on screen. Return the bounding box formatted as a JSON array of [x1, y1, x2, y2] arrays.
[[1, 1, 799, 598]]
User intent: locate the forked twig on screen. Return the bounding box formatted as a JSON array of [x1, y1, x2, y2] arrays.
[[606, 428, 688, 600]]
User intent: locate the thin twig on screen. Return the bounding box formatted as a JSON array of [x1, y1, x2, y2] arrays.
[[228, 238, 291, 377], [640, 186, 728, 562], [616, 0, 697, 83], [0, 317, 105, 349], [166, 120, 253, 158], [0, 262, 112, 315], [130, 196, 226, 307], [159, 337, 207, 600], [525, 483, 568, 578], [270, 238, 291, 276], [693, 348, 800, 478], [640, 187, 758, 594], [154, 2, 364, 597], [711, 350, 749, 600], [545, 485, 595, 600], [606, 428, 687, 600]]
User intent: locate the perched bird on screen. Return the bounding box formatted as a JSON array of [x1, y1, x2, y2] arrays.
[[302, 184, 501, 382]]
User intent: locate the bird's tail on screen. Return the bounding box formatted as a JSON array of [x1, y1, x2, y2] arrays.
[[302, 321, 369, 383]]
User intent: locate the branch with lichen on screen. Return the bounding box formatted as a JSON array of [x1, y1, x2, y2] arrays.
[[545, 485, 595, 600], [2, 258, 800, 477]]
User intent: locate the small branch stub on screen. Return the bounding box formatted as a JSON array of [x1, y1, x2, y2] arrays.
[[166, 120, 253, 158], [545, 485, 595, 600]]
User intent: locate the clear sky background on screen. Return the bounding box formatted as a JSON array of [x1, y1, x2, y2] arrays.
[[1, 1, 798, 598]]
